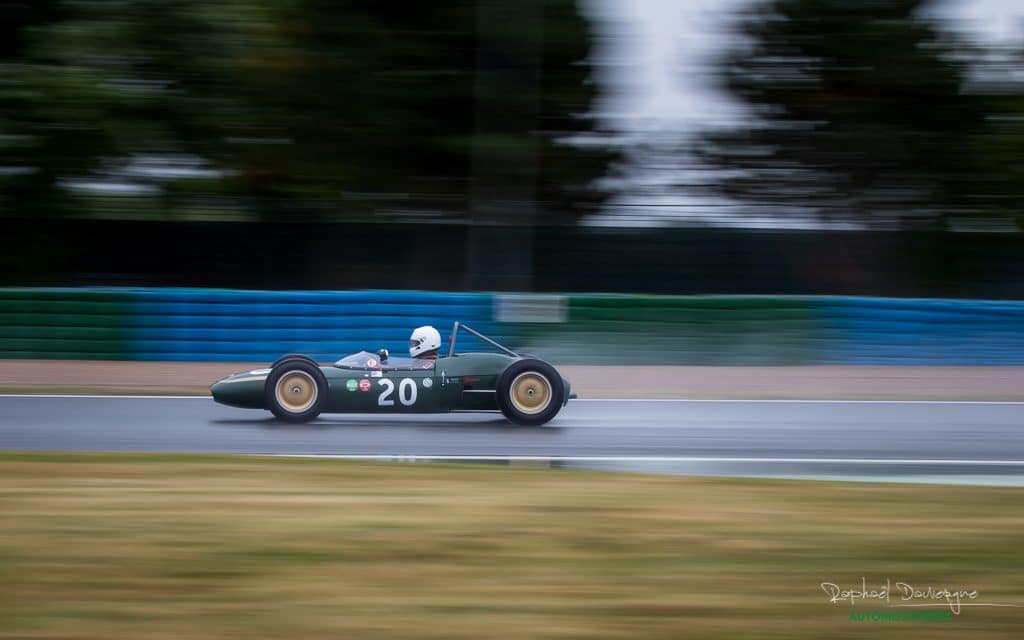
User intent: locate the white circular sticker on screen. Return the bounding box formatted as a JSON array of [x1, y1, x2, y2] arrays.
[[422, 378, 433, 388]]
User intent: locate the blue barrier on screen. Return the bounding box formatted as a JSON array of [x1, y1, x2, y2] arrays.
[[124, 289, 501, 361], [819, 297, 1024, 365]]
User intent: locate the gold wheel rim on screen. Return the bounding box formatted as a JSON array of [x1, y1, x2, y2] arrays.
[[275, 371, 317, 413], [510, 372, 552, 415]]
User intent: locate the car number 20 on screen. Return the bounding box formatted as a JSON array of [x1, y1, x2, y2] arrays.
[[377, 378, 418, 406]]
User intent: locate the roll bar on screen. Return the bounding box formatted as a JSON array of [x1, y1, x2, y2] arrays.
[[447, 321, 520, 358]]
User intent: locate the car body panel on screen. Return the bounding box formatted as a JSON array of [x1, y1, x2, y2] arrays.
[[210, 351, 572, 414]]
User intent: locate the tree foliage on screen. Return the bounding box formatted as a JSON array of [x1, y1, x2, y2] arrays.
[[701, 0, 1024, 229], [0, 0, 616, 222]]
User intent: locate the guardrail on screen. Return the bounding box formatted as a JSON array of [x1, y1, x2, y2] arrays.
[[0, 288, 1021, 364], [0, 289, 499, 362], [818, 297, 1024, 365]]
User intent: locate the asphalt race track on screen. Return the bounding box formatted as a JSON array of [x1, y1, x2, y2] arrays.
[[2, 396, 1023, 484]]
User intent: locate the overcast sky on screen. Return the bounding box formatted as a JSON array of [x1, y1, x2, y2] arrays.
[[580, 0, 1024, 226]]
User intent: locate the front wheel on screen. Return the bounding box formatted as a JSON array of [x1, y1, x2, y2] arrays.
[[265, 360, 327, 423], [496, 359, 565, 426]]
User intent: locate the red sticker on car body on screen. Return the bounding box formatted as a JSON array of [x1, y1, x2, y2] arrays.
[[359, 379, 371, 392]]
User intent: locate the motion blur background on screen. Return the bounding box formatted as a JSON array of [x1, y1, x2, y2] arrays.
[[2, 0, 1024, 365]]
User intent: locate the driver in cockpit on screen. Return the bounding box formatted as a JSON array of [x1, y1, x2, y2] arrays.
[[409, 325, 441, 360]]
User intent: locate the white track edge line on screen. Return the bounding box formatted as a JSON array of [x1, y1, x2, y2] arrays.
[[1, 394, 1022, 405], [262, 454, 1024, 466], [581, 398, 1024, 405]]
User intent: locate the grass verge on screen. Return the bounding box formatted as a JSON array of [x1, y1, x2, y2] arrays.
[[0, 452, 1021, 639]]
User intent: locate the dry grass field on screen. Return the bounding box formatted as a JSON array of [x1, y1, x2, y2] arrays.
[[0, 453, 1021, 638]]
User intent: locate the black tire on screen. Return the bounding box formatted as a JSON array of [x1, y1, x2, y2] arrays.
[[265, 360, 327, 423], [270, 353, 319, 370], [496, 359, 565, 426]]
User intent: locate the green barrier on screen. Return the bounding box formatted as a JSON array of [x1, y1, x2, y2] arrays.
[[0, 300, 126, 315], [0, 327, 126, 340], [512, 295, 826, 365], [0, 289, 129, 301], [0, 290, 134, 359]]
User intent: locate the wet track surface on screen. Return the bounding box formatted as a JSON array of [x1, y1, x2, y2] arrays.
[[2, 396, 1023, 483]]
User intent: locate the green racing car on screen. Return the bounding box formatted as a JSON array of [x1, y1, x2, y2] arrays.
[[210, 322, 574, 425]]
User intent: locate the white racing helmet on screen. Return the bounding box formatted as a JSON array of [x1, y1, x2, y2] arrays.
[[409, 325, 441, 357]]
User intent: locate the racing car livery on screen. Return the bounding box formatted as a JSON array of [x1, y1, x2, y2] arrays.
[[210, 322, 573, 425]]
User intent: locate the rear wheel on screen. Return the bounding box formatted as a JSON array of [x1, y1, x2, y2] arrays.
[[496, 359, 565, 426], [265, 360, 327, 423]]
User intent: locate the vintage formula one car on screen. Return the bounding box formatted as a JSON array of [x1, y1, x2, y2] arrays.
[[211, 322, 573, 425]]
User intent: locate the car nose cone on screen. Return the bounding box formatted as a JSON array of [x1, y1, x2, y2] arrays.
[[210, 372, 267, 409]]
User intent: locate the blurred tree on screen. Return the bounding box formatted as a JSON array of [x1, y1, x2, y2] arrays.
[[969, 45, 1024, 230], [700, 0, 1023, 229], [0, 0, 117, 217], [0, 0, 615, 223]]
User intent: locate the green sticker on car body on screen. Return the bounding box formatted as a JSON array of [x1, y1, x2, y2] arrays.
[[345, 379, 358, 392]]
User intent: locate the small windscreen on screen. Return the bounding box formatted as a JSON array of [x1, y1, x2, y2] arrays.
[[334, 351, 434, 371]]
